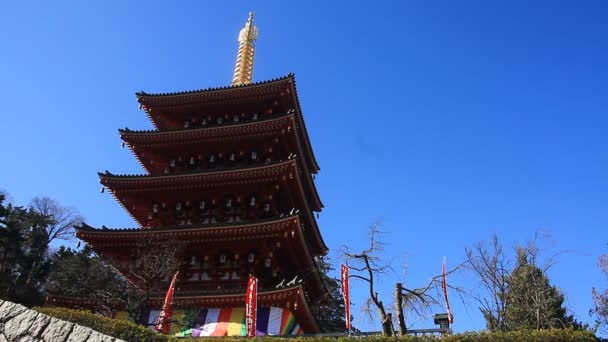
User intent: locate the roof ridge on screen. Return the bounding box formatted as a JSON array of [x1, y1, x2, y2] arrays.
[[136, 73, 294, 98]]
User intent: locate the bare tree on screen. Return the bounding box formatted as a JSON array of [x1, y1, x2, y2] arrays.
[[465, 234, 511, 332], [393, 262, 468, 335], [29, 197, 84, 244], [592, 253, 608, 333], [342, 223, 468, 336], [111, 237, 184, 325], [342, 223, 394, 335]]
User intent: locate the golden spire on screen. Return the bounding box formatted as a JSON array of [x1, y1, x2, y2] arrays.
[[232, 12, 258, 86]]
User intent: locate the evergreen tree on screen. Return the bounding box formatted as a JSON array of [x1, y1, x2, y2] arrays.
[[505, 248, 580, 330], [311, 256, 347, 333], [0, 193, 51, 306], [47, 246, 127, 315]]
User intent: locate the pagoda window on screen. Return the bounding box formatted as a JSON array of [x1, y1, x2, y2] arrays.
[[252, 113, 259, 120], [233, 114, 240, 122], [219, 254, 227, 264], [152, 203, 159, 214], [175, 201, 182, 211], [184, 120, 190, 128], [188, 272, 199, 281], [217, 116, 223, 124], [189, 156, 196, 167], [248, 252, 255, 263], [201, 118, 207, 126], [169, 159, 176, 168], [249, 196, 256, 207], [251, 151, 258, 160], [199, 200, 206, 210], [208, 154, 216, 164], [265, 256, 272, 268]]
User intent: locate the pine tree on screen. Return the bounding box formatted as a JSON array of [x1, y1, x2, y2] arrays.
[[311, 256, 347, 333], [0, 193, 51, 306], [505, 248, 580, 330]]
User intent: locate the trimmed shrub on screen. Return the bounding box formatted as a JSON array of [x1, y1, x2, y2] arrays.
[[28, 308, 600, 342], [33, 306, 173, 342], [176, 330, 597, 341]]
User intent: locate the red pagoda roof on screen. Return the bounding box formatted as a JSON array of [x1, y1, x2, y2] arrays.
[[119, 114, 293, 146], [118, 114, 323, 212], [76, 214, 326, 300], [98, 160, 326, 255], [135, 74, 320, 173]]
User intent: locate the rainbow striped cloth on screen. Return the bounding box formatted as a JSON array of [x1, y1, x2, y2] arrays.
[[145, 306, 303, 337]]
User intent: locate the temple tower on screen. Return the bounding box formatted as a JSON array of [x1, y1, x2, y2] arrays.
[[74, 13, 327, 336]]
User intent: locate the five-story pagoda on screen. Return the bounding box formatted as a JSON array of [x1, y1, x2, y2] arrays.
[[75, 13, 327, 336]]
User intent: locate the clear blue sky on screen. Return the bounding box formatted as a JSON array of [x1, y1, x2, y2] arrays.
[[1, 0, 607, 333]]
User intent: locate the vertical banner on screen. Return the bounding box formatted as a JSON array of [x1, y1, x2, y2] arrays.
[[156, 271, 179, 334], [442, 257, 453, 324], [341, 264, 351, 330], [245, 274, 258, 337]]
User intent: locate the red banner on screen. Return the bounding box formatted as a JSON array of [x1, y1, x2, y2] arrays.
[[341, 264, 351, 330], [245, 274, 258, 337], [155, 271, 179, 334]]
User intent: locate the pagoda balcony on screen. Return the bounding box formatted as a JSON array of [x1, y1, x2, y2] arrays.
[[76, 214, 327, 299], [98, 160, 325, 253], [136, 74, 319, 173]]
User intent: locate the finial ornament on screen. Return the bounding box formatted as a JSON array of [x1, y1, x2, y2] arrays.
[[232, 12, 258, 86]]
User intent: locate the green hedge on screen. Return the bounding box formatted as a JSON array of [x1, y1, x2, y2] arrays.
[[29, 307, 600, 342], [33, 306, 173, 342], [177, 330, 597, 342]]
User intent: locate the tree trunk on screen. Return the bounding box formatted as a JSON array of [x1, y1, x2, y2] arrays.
[[395, 283, 407, 335], [376, 299, 393, 336]]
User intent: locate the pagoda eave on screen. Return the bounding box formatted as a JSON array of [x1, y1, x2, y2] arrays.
[[99, 160, 296, 191], [119, 114, 294, 146], [136, 74, 293, 106]]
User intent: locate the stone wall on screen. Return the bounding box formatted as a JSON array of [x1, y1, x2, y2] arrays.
[[0, 299, 125, 342]]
